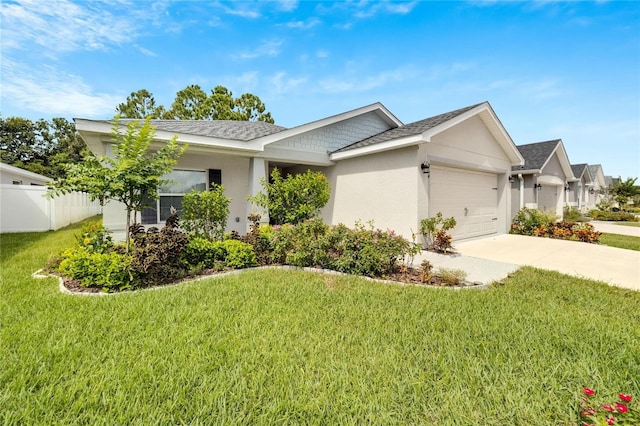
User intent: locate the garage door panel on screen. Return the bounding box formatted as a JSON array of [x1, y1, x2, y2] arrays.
[[430, 166, 498, 240]]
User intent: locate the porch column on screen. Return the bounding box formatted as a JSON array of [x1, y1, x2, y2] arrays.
[[247, 157, 269, 230]]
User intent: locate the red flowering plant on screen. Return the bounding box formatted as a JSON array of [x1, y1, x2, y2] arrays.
[[579, 387, 639, 425]]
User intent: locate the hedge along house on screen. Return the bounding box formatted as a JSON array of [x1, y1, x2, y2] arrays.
[[568, 163, 594, 212], [510, 139, 576, 220], [75, 101, 523, 242]]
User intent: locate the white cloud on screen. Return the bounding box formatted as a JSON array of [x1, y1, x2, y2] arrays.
[[235, 40, 284, 59], [269, 72, 308, 95], [319, 65, 421, 93], [354, 1, 418, 18], [0, 0, 140, 53], [1, 59, 122, 118], [276, 0, 298, 12], [285, 18, 321, 29], [214, 2, 260, 19]]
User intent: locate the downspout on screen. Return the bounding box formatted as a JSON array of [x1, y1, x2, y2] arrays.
[[518, 174, 524, 210]]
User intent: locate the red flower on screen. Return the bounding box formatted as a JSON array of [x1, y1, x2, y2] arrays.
[[583, 387, 596, 396], [603, 404, 614, 412], [615, 403, 628, 413], [619, 393, 632, 402], [606, 417, 616, 425]]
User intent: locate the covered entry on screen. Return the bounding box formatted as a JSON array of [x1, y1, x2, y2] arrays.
[[430, 165, 498, 240]]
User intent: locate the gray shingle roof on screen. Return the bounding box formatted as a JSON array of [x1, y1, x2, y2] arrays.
[[571, 163, 588, 178], [115, 119, 287, 141], [512, 139, 560, 172], [588, 164, 602, 178], [331, 102, 484, 154]]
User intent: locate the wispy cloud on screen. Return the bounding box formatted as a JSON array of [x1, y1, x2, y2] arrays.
[[276, 0, 298, 12], [269, 72, 308, 96], [319, 65, 421, 93], [285, 18, 321, 29], [316, 50, 329, 58], [353, 0, 418, 18], [235, 40, 284, 59], [1, 59, 122, 117], [214, 2, 260, 19], [0, 0, 140, 53]]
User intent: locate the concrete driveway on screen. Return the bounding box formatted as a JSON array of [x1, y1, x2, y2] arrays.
[[453, 234, 640, 291]]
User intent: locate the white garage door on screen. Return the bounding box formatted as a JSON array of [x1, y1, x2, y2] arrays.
[[537, 184, 560, 215], [430, 166, 498, 240]]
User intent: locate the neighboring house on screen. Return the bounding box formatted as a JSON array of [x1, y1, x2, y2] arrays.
[[568, 163, 593, 212], [0, 162, 102, 232], [586, 164, 607, 210], [0, 162, 50, 186], [75, 101, 524, 242], [510, 139, 576, 219]]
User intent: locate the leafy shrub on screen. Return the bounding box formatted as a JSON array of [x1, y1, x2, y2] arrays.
[[510, 208, 558, 236], [59, 246, 134, 292], [241, 213, 273, 266], [222, 240, 257, 269], [437, 267, 468, 286], [182, 237, 226, 270], [532, 221, 601, 243], [248, 168, 331, 225], [588, 209, 638, 222], [419, 260, 433, 283], [76, 220, 113, 253], [563, 206, 587, 222], [419, 213, 456, 253], [129, 219, 189, 287], [181, 184, 231, 240]]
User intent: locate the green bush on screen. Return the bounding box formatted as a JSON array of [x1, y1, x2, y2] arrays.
[[563, 206, 587, 222], [267, 220, 417, 278], [588, 209, 638, 222], [534, 221, 601, 243], [510, 208, 558, 235], [59, 247, 134, 292], [130, 223, 189, 287], [249, 168, 331, 225], [222, 240, 257, 269], [241, 213, 273, 266], [76, 220, 113, 253], [419, 213, 456, 252], [182, 237, 226, 270], [181, 185, 231, 241]]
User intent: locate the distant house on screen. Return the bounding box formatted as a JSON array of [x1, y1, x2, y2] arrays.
[[510, 139, 575, 219], [75, 101, 524, 242], [568, 163, 593, 212], [0, 162, 49, 186], [586, 164, 607, 210]]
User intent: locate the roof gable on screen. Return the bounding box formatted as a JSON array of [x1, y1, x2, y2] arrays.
[[513, 139, 575, 180], [330, 102, 524, 165]]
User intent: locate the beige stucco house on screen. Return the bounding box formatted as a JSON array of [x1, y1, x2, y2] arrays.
[[510, 139, 576, 219], [568, 163, 593, 212], [75, 101, 524, 242], [586, 164, 607, 210]]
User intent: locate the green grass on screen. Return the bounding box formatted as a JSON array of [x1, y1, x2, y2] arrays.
[[2, 218, 639, 424], [599, 233, 640, 251]]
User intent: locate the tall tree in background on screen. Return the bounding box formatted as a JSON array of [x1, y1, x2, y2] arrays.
[[0, 116, 87, 178], [115, 85, 275, 123], [116, 89, 166, 119]]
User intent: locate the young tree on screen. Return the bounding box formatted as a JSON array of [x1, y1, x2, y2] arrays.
[[249, 168, 331, 225], [611, 177, 639, 207], [116, 89, 166, 119], [49, 117, 186, 251]]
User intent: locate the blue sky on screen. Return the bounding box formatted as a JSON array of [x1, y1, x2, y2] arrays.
[[1, 0, 638, 179]]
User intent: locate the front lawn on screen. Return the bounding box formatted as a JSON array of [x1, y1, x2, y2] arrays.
[[2, 220, 639, 424], [599, 233, 640, 251]]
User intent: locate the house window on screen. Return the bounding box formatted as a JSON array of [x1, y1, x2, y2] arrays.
[[141, 169, 209, 224]]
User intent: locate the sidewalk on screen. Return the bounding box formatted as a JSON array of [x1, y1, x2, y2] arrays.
[[590, 221, 640, 237]]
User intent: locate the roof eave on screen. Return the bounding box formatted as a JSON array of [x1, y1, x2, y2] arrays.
[[329, 134, 424, 161]]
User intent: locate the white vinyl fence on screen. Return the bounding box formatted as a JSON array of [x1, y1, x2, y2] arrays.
[[0, 184, 102, 233]]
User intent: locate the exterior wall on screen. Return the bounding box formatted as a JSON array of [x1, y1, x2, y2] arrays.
[[270, 112, 391, 154], [420, 115, 513, 237], [0, 185, 102, 233], [102, 152, 250, 235], [321, 146, 419, 239], [0, 167, 50, 186]]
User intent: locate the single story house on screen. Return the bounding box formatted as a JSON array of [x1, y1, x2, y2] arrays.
[[510, 139, 575, 219], [75, 101, 524, 242], [0, 162, 50, 186], [586, 164, 607, 210], [568, 163, 593, 212]]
